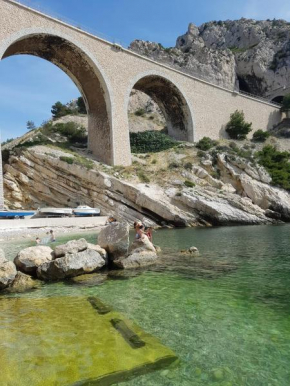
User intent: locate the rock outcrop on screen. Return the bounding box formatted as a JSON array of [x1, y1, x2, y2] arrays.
[[37, 249, 105, 281], [6, 272, 40, 293], [115, 238, 157, 269], [14, 246, 54, 275], [0, 249, 17, 289], [54, 238, 88, 258], [3, 141, 290, 227], [130, 19, 290, 97], [98, 222, 130, 262]]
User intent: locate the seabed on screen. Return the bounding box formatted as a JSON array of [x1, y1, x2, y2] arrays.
[[0, 296, 177, 386]]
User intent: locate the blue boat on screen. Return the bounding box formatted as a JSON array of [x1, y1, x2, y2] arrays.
[[0, 210, 35, 219]]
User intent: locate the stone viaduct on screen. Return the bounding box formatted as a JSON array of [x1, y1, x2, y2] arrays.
[[0, 0, 283, 167]]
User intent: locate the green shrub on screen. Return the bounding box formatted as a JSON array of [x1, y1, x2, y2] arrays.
[[1, 138, 14, 146], [51, 101, 72, 119], [130, 131, 178, 153], [281, 94, 290, 112], [168, 162, 179, 169], [151, 159, 157, 164], [229, 141, 239, 151], [137, 171, 150, 183], [77, 96, 87, 114], [53, 122, 87, 143], [256, 145, 290, 190], [226, 110, 252, 139], [196, 137, 218, 151], [135, 109, 146, 117], [60, 156, 74, 164], [252, 130, 270, 142], [184, 180, 195, 188], [184, 162, 193, 170]]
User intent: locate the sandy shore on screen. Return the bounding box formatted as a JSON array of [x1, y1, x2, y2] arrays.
[[0, 225, 104, 242]]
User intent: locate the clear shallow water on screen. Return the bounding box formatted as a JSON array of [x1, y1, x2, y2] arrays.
[[1, 225, 290, 385]]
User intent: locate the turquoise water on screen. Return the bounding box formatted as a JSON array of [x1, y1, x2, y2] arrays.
[[1, 225, 290, 385]]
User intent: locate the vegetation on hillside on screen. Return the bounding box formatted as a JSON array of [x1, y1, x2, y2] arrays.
[[130, 131, 178, 153], [51, 97, 87, 119], [226, 110, 252, 139], [281, 94, 290, 112], [252, 130, 270, 142], [256, 145, 290, 191], [196, 137, 218, 151]]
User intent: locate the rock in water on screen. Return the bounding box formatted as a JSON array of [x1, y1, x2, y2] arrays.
[[0, 250, 17, 290], [98, 222, 129, 261], [37, 249, 105, 281], [7, 272, 41, 293], [115, 238, 157, 269], [54, 238, 88, 258], [87, 243, 108, 265], [14, 246, 54, 275]]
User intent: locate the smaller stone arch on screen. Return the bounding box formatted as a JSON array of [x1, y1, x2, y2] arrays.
[[271, 96, 284, 104], [126, 71, 195, 142]]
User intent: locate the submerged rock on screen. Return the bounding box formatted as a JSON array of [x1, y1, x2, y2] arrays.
[[70, 272, 108, 286], [37, 249, 105, 281], [14, 246, 54, 275], [0, 249, 17, 290], [54, 238, 88, 258], [98, 222, 129, 261], [7, 272, 41, 293]]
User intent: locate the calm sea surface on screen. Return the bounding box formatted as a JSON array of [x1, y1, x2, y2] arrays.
[[1, 224, 290, 385]]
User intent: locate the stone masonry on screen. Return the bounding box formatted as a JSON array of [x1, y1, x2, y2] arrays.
[[0, 0, 284, 168]]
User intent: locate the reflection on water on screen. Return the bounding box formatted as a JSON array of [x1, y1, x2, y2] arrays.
[[1, 225, 290, 385]]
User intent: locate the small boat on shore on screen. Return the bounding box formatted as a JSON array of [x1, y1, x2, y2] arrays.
[[73, 205, 100, 217], [37, 207, 73, 217], [0, 210, 35, 219]]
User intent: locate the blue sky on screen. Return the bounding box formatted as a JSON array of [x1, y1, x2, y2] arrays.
[[1, 0, 290, 141]]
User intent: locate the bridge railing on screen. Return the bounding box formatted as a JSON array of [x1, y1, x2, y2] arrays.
[[9, 0, 125, 46], [8, 0, 283, 108]]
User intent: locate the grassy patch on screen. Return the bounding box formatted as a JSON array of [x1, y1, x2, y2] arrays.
[[184, 180, 195, 188], [137, 171, 150, 183]]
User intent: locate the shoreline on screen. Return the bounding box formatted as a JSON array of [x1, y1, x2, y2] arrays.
[[0, 225, 105, 242]]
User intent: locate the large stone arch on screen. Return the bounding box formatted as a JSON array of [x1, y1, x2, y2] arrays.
[[0, 28, 115, 165], [126, 71, 195, 142]]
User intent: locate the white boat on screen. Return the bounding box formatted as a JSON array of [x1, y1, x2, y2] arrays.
[[73, 205, 100, 217], [37, 207, 73, 217]]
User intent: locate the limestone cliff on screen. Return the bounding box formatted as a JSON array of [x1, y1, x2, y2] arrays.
[[130, 18, 290, 97], [3, 140, 290, 227]]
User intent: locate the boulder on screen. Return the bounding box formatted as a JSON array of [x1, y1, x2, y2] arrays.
[[98, 222, 129, 261], [7, 272, 41, 293], [87, 243, 108, 265], [54, 238, 88, 258], [115, 238, 157, 269], [14, 246, 54, 275], [0, 252, 17, 290], [37, 249, 105, 281]]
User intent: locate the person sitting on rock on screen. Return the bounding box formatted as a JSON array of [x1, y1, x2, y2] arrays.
[[145, 226, 153, 242], [134, 221, 143, 239], [106, 216, 117, 225], [36, 237, 41, 245]]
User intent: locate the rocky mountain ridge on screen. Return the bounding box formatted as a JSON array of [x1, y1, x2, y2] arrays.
[[130, 18, 290, 97]]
